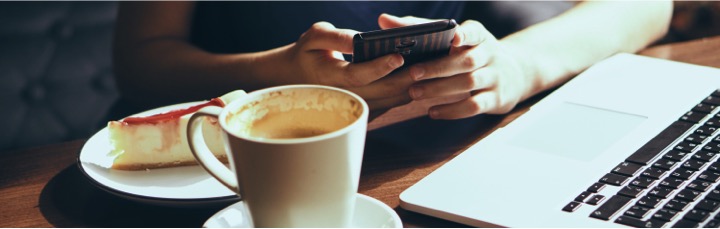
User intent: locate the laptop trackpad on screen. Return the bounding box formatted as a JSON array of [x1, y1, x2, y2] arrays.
[[512, 102, 646, 162]]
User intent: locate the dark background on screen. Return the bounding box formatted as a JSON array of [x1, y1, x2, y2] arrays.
[[0, 1, 718, 153]]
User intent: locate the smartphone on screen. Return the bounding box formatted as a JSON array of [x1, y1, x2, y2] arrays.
[[352, 19, 457, 66]]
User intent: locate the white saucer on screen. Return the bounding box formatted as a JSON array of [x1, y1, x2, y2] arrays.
[[203, 193, 403, 228], [77, 102, 238, 207]]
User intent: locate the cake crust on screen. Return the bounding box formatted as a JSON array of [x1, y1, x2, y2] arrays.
[[110, 155, 229, 170]]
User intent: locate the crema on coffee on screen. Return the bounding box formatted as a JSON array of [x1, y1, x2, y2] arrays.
[[226, 88, 363, 139]]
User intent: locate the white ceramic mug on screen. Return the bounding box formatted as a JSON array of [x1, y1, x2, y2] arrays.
[[187, 85, 368, 227]]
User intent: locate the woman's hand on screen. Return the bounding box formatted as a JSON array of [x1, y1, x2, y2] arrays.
[[378, 14, 534, 120], [277, 21, 415, 116]]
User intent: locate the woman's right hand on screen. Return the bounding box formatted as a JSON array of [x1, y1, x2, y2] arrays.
[[272, 22, 415, 116]]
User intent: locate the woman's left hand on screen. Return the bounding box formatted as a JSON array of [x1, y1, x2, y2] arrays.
[[379, 14, 534, 119]]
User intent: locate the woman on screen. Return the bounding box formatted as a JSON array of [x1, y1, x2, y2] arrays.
[[112, 1, 671, 120]]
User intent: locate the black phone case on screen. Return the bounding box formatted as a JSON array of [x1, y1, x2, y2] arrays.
[[352, 19, 457, 66]]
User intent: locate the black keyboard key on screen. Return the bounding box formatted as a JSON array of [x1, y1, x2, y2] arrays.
[[696, 199, 720, 212], [624, 205, 652, 218], [682, 111, 708, 123], [587, 194, 605, 205], [686, 133, 710, 144], [589, 195, 632, 221], [704, 220, 720, 228], [619, 185, 645, 198], [698, 171, 720, 183], [707, 162, 720, 172], [665, 198, 691, 211], [642, 167, 668, 180], [612, 162, 643, 177], [683, 159, 708, 171], [675, 141, 701, 152], [706, 189, 720, 201], [687, 180, 713, 192], [587, 182, 606, 193], [653, 208, 681, 222], [562, 201, 581, 212], [637, 196, 663, 208], [600, 173, 630, 186], [654, 158, 680, 170], [711, 89, 720, 98], [705, 118, 720, 128], [693, 103, 717, 114], [696, 125, 718, 135], [693, 151, 718, 162], [702, 142, 720, 153], [616, 216, 667, 228], [648, 186, 675, 199], [685, 209, 711, 222], [676, 189, 703, 202], [665, 150, 692, 161], [627, 121, 694, 165], [575, 191, 592, 202], [660, 177, 687, 189], [632, 177, 658, 189], [671, 168, 698, 180], [645, 219, 669, 228], [704, 96, 720, 106], [674, 219, 700, 228]]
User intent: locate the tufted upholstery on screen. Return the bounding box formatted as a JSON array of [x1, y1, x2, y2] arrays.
[[0, 2, 119, 153]]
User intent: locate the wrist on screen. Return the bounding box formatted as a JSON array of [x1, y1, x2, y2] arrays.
[[497, 40, 543, 101], [235, 43, 297, 90]]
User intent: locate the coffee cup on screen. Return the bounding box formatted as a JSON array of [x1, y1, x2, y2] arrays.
[[187, 85, 368, 227]]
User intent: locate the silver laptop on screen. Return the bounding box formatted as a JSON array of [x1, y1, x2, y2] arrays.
[[400, 53, 720, 227]]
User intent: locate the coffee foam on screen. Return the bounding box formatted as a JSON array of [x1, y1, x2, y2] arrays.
[[225, 88, 363, 139]]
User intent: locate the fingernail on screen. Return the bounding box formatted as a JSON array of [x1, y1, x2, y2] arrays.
[[388, 55, 403, 68], [410, 86, 423, 99], [411, 66, 425, 80], [383, 13, 397, 19], [429, 109, 440, 118], [452, 35, 462, 47], [452, 32, 463, 47]]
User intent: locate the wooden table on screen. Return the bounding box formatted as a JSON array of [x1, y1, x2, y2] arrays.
[[2, 36, 719, 228]]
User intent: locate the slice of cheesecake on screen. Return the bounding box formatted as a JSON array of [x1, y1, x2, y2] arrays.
[[107, 90, 245, 170]]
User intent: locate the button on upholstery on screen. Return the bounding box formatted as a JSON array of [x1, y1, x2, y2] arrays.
[[51, 22, 74, 40], [23, 84, 46, 102], [92, 71, 115, 92]]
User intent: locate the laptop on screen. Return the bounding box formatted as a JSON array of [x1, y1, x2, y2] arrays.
[[400, 53, 720, 227]]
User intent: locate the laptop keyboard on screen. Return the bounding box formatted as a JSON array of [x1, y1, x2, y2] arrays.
[[563, 89, 720, 228]]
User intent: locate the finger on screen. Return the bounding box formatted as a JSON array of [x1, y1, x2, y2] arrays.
[[409, 68, 496, 100], [428, 91, 498, 120], [410, 44, 492, 81], [348, 68, 414, 100], [326, 53, 403, 87], [301, 21, 357, 54], [452, 20, 490, 47], [378, 13, 435, 29]]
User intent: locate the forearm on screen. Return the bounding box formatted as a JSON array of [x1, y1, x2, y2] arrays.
[[500, 1, 672, 100], [114, 38, 293, 106], [113, 2, 297, 106]]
